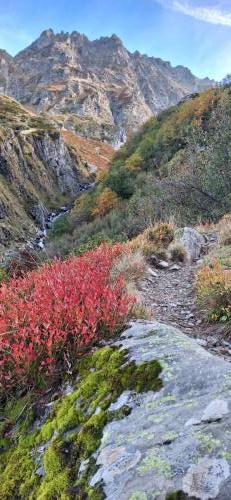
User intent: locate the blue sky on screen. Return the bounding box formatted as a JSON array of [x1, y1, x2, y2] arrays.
[[0, 0, 231, 80]]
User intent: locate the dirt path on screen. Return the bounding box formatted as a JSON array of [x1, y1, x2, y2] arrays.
[[142, 263, 201, 332], [140, 249, 231, 361]]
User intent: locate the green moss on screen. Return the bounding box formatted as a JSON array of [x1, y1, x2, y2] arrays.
[[38, 421, 54, 443], [36, 444, 70, 499], [0, 437, 11, 450], [158, 395, 177, 406], [161, 432, 177, 443], [56, 402, 79, 434], [0, 446, 39, 499], [0, 394, 35, 451], [0, 346, 162, 498]]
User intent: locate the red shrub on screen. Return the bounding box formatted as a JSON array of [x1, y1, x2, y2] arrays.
[[0, 244, 135, 393]]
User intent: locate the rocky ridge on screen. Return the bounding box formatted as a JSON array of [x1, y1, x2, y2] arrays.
[[0, 29, 214, 144]]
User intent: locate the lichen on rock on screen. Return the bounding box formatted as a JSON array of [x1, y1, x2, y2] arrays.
[[0, 345, 162, 499]]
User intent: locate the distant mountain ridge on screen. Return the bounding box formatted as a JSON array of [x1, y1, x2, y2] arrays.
[[0, 29, 214, 144]]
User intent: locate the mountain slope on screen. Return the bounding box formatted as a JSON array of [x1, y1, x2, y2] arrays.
[[46, 86, 231, 257], [0, 29, 214, 144], [0, 95, 113, 254]]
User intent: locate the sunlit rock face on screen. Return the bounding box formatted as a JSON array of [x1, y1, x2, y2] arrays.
[[0, 30, 214, 144]]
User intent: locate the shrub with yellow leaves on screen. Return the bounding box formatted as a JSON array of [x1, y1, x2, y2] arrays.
[[143, 223, 174, 249], [196, 259, 231, 322], [126, 222, 174, 260], [91, 188, 119, 217], [125, 152, 143, 172]]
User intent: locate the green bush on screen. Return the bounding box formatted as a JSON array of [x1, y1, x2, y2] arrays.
[[104, 164, 135, 199], [48, 215, 71, 239], [70, 190, 97, 225], [48, 87, 231, 258], [196, 260, 231, 322], [169, 242, 187, 263], [73, 234, 115, 256]]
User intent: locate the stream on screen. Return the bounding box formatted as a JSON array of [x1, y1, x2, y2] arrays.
[[30, 182, 95, 251], [31, 207, 70, 250]]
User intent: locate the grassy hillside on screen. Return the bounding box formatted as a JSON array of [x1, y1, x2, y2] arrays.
[[47, 86, 231, 257]]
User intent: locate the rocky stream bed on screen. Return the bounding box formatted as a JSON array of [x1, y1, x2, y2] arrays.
[[30, 182, 94, 251]]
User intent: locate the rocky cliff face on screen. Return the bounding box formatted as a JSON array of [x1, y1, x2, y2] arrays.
[[0, 29, 214, 145], [0, 95, 98, 253]]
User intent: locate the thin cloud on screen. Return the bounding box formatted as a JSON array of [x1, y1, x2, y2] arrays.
[[157, 1, 231, 26]]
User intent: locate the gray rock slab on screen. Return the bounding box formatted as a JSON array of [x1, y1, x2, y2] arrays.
[[176, 227, 205, 262], [91, 321, 231, 499]]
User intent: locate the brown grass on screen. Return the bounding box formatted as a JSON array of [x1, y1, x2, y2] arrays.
[[62, 130, 114, 173]]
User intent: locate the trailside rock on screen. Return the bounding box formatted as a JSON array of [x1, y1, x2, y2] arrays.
[[157, 260, 169, 269], [176, 227, 205, 262], [169, 264, 181, 271], [91, 321, 231, 499]]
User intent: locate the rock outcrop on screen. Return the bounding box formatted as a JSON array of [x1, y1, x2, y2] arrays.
[[0, 30, 214, 145], [176, 227, 205, 262], [92, 321, 231, 499]]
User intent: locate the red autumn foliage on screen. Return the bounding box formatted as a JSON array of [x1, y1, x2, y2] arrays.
[[0, 244, 135, 393]]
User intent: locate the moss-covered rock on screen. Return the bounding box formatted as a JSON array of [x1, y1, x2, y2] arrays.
[[0, 346, 161, 499]]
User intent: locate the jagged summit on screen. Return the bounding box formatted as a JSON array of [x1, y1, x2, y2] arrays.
[[39, 28, 55, 38], [0, 48, 13, 60], [0, 30, 214, 144]]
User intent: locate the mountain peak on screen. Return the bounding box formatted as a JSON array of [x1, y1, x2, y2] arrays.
[[0, 31, 214, 145], [110, 33, 123, 43], [96, 33, 123, 47], [40, 28, 54, 39], [0, 48, 13, 61]]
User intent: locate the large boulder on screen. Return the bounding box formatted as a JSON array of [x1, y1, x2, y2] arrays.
[[2, 320, 231, 498], [176, 227, 205, 262], [91, 321, 231, 499]]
